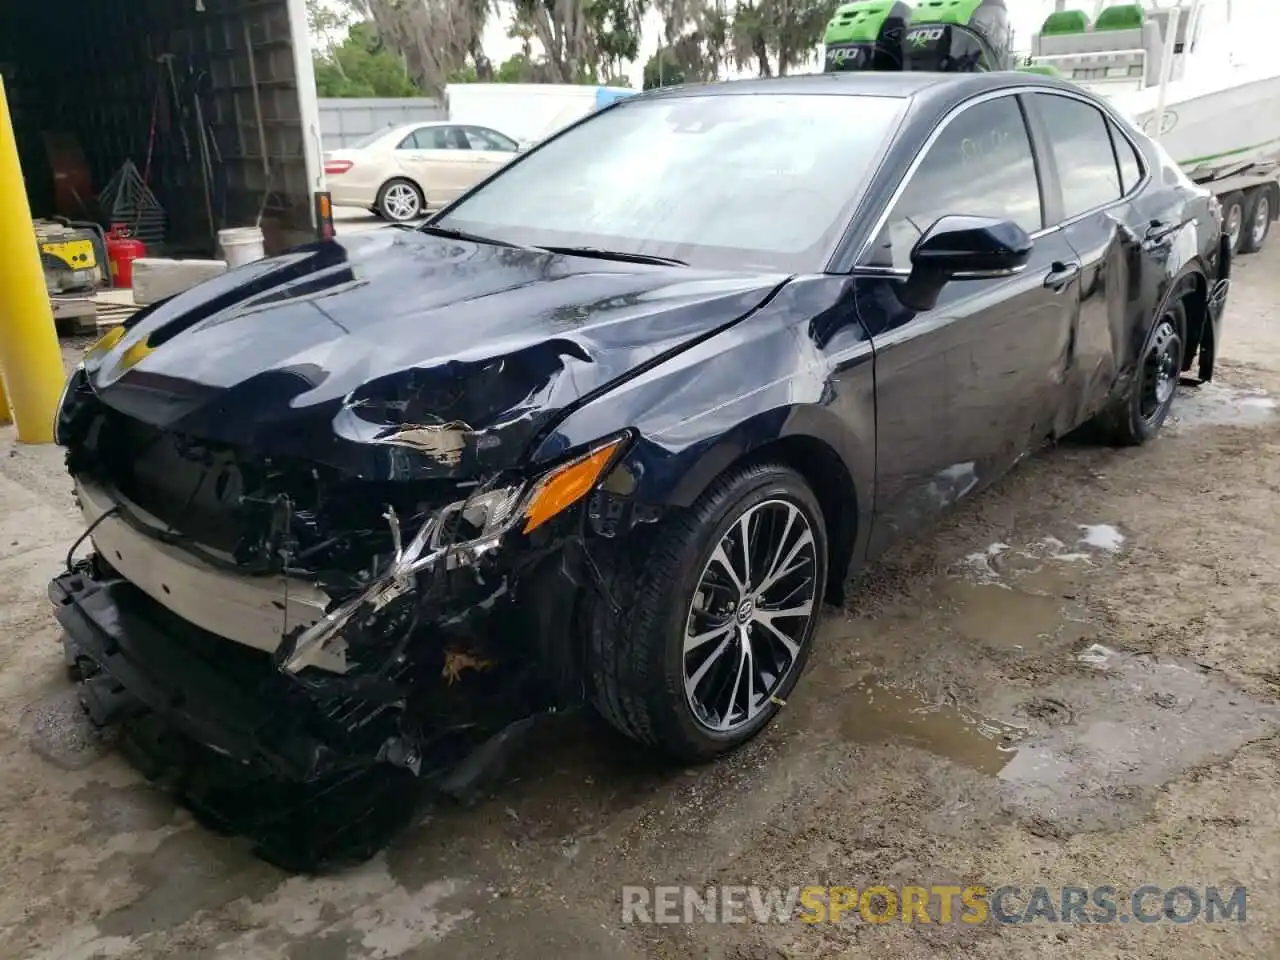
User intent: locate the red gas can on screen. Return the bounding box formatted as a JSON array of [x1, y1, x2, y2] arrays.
[[105, 225, 146, 288]]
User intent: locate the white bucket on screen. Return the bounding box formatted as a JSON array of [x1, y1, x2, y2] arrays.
[[218, 226, 266, 268]]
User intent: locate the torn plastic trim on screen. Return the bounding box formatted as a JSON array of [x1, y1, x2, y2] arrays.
[[280, 506, 444, 673], [279, 433, 632, 675]]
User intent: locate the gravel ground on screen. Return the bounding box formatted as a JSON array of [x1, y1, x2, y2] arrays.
[[1, 238, 1279, 960]]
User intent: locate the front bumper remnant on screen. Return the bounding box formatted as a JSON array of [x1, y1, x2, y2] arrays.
[[50, 564, 542, 871]]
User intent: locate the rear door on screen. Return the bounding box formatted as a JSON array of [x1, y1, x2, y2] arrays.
[[1023, 91, 1158, 430], [852, 92, 1082, 553]]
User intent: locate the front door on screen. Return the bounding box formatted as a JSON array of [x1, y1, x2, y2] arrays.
[[398, 126, 476, 205], [853, 91, 1081, 555], [460, 125, 521, 179]]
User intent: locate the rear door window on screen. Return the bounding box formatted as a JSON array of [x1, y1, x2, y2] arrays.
[[1032, 93, 1124, 219], [862, 94, 1043, 270]]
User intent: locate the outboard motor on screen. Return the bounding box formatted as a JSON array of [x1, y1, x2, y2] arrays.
[[902, 0, 1014, 72], [823, 0, 1015, 74], [823, 1, 912, 72]]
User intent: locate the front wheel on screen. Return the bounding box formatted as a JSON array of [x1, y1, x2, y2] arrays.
[[587, 463, 828, 760], [1093, 296, 1186, 445]]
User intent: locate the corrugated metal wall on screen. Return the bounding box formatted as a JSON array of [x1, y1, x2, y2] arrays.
[[319, 98, 445, 149], [0, 0, 315, 255]]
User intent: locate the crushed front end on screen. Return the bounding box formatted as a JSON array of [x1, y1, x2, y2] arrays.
[[50, 363, 627, 871]]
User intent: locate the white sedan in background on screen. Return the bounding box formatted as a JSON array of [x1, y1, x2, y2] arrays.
[[323, 121, 525, 222]]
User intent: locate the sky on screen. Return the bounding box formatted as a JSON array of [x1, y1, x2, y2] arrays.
[[319, 0, 1267, 90]]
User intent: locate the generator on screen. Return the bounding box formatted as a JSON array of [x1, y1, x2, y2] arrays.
[[35, 219, 106, 295]]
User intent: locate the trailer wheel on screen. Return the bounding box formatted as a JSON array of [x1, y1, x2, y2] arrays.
[[1240, 186, 1274, 254], [1221, 191, 1246, 255]]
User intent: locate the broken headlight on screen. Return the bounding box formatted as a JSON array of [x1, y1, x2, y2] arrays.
[[279, 434, 630, 675], [431, 484, 525, 555], [431, 432, 630, 558]]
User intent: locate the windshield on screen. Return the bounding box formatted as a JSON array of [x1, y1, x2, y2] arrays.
[[431, 92, 906, 272]]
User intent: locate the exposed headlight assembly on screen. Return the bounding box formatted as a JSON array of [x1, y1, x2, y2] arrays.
[[280, 434, 629, 674]]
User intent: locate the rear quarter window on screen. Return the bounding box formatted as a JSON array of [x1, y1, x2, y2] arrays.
[[1108, 120, 1145, 194]]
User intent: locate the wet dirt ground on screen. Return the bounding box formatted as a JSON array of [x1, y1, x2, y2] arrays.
[[3, 241, 1280, 960]]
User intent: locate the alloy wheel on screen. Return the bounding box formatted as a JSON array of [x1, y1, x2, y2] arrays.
[[682, 499, 819, 733], [1139, 317, 1181, 423], [1225, 202, 1244, 251], [382, 184, 421, 221], [1251, 195, 1271, 248]]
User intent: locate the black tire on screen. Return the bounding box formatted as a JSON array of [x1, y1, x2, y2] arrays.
[[1093, 292, 1188, 446], [586, 462, 828, 761], [1221, 191, 1246, 256], [375, 178, 424, 222], [1239, 186, 1273, 254]]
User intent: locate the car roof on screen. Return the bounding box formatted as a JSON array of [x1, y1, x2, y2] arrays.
[[631, 70, 1092, 109], [386, 120, 451, 134]]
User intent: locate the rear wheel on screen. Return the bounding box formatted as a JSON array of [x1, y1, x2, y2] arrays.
[[1240, 186, 1273, 254], [1093, 295, 1187, 446], [376, 179, 424, 222], [1221, 191, 1246, 255], [587, 463, 828, 760]]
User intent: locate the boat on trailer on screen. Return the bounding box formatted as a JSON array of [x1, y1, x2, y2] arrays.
[[819, 0, 1278, 254], [1025, 0, 1279, 253]]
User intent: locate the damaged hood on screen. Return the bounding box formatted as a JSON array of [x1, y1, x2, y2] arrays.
[[83, 229, 788, 479]]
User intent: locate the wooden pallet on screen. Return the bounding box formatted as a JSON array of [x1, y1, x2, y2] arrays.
[[50, 288, 140, 335], [51, 295, 98, 336], [95, 300, 140, 328]]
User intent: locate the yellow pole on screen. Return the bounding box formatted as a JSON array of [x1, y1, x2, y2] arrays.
[[0, 74, 66, 443]]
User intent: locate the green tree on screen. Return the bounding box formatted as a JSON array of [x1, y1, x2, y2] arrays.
[[313, 21, 425, 97], [511, 0, 646, 83], [731, 0, 836, 77], [643, 48, 687, 89], [651, 0, 731, 83], [307, 0, 352, 80], [341, 0, 499, 95], [496, 53, 550, 82]]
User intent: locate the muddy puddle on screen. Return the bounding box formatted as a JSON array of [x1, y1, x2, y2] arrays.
[[824, 523, 1280, 836], [840, 678, 1025, 775], [939, 577, 1093, 651], [995, 644, 1280, 831], [1170, 382, 1280, 430], [833, 645, 1280, 836], [936, 528, 1120, 652]]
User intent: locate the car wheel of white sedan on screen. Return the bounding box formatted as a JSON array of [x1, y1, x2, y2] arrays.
[[376, 179, 424, 222]]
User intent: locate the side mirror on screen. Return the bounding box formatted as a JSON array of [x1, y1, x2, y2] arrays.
[[898, 215, 1034, 312]]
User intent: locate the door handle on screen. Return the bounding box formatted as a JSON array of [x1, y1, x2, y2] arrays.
[[1142, 218, 1181, 250], [1043, 261, 1081, 291]]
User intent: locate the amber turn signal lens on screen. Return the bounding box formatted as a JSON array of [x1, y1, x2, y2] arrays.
[[522, 439, 624, 534]]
